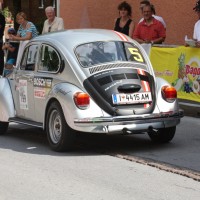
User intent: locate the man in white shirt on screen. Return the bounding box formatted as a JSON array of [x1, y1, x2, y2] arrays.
[[139, 1, 166, 29], [193, 0, 200, 47], [42, 6, 64, 34]]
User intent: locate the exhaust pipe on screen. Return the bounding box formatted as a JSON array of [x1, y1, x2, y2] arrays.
[[148, 126, 158, 133], [122, 128, 132, 135]]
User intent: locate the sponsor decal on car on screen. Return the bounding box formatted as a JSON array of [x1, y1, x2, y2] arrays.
[[137, 69, 151, 108], [19, 80, 28, 110], [33, 77, 52, 88], [33, 77, 53, 99], [34, 88, 46, 99], [114, 31, 128, 41]]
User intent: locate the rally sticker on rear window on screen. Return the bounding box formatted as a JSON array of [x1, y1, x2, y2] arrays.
[[128, 48, 144, 63]]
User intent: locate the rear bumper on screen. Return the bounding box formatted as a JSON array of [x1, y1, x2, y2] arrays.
[[74, 110, 184, 134]]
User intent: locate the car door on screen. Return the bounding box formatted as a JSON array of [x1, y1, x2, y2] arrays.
[[11, 43, 39, 120], [33, 44, 61, 123]]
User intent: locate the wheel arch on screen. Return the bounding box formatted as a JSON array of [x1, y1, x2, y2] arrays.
[[45, 99, 76, 151], [44, 97, 60, 130]]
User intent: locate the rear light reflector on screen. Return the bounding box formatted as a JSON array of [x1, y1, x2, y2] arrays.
[[161, 86, 177, 103], [74, 92, 90, 109]]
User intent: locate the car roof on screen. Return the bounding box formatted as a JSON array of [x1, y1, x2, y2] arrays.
[[32, 29, 132, 48]]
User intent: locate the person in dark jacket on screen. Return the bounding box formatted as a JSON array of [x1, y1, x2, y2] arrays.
[[2, 28, 19, 76], [0, 12, 5, 75], [2, 28, 19, 64]]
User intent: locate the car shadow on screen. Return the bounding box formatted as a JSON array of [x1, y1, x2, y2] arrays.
[[77, 131, 177, 154], [0, 123, 176, 157]]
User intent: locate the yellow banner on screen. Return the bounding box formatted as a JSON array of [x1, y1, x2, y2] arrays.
[[150, 46, 200, 102]]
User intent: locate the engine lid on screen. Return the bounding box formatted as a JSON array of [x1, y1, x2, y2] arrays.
[[83, 68, 156, 116]]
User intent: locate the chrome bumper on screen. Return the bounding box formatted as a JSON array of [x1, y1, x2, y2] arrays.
[[74, 110, 184, 127]]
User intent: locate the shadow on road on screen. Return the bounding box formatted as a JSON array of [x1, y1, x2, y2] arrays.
[[1, 120, 199, 174], [0, 123, 170, 157]]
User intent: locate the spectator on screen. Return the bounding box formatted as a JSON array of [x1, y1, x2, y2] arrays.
[[114, 1, 135, 37], [139, 1, 166, 29], [42, 6, 64, 34], [132, 4, 166, 44], [9, 12, 38, 41], [193, 0, 200, 47], [2, 28, 19, 64], [0, 11, 5, 75], [2, 28, 19, 76]]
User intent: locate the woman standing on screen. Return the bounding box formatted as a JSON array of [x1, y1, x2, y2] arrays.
[[114, 1, 135, 37], [9, 12, 38, 41]]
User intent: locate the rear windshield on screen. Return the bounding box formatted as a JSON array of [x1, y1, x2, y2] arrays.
[[75, 41, 146, 67]]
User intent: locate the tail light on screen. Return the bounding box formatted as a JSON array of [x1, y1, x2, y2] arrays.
[[74, 92, 90, 109], [161, 86, 177, 103]]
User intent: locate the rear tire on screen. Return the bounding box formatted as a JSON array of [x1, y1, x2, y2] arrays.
[[46, 101, 76, 152], [148, 126, 176, 143], [0, 122, 9, 135]]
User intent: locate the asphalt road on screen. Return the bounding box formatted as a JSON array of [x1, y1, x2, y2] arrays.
[[75, 116, 200, 174], [0, 121, 200, 200]]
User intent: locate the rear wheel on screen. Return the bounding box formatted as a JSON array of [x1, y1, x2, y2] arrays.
[[0, 122, 9, 135], [148, 126, 176, 143], [46, 101, 76, 151]]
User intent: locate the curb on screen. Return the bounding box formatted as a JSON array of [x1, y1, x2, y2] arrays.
[[179, 100, 200, 118]]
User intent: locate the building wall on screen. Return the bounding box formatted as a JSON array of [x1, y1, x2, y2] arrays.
[[60, 0, 198, 45], [3, 0, 198, 45]]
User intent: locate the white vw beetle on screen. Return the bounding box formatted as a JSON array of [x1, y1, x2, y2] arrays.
[[0, 29, 183, 151]]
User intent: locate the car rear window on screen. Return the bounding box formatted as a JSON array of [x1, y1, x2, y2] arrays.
[[75, 41, 146, 67]]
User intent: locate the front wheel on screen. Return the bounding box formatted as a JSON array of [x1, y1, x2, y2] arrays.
[[148, 126, 176, 143], [46, 101, 76, 151], [0, 122, 9, 135]]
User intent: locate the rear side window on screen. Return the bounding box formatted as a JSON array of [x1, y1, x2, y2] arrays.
[[38, 45, 61, 72], [20, 44, 38, 71]]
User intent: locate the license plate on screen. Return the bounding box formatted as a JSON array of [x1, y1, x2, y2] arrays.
[[112, 92, 152, 105]]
